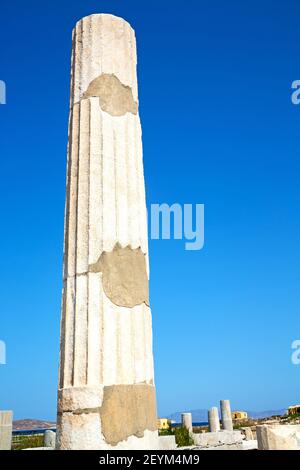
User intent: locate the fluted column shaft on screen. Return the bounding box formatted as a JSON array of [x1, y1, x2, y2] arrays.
[[56, 14, 158, 450]]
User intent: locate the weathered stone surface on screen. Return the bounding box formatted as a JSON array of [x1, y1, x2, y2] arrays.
[[58, 386, 103, 412], [193, 430, 243, 447], [57, 13, 158, 450], [240, 439, 257, 450], [257, 424, 300, 450], [100, 384, 157, 446], [0, 410, 13, 450], [220, 400, 233, 431], [159, 435, 177, 450], [56, 412, 103, 450], [70, 14, 139, 107], [199, 440, 256, 451]]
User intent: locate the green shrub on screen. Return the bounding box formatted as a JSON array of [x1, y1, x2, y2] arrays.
[[159, 428, 173, 436], [284, 413, 300, 422], [12, 434, 44, 450], [173, 427, 194, 447]]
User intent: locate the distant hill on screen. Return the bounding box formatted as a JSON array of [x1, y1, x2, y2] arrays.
[[246, 409, 286, 419], [168, 409, 208, 423], [168, 408, 287, 423], [13, 419, 56, 431]]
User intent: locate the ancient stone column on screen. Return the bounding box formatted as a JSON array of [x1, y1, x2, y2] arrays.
[[56, 13, 158, 450], [220, 400, 233, 431], [181, 413, 193, 434], [44, 430, 56, 448], [0, 410, 13, 450], [208, 407, 220, 432]]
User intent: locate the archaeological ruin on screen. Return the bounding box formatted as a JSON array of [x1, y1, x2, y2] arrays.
[[56, 13, 158, 450]]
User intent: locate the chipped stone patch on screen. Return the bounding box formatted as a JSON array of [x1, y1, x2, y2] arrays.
[[89, 244, 149, 307], [82, 74, 138, 116], [100, 384, 157, 446]]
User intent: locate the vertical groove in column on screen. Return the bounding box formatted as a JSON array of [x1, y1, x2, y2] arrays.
[[136, 118, 149, 270], [60, 101, 80, 388], [130, 116, 142, 248], [71, 20, 82, 108], [115, 304, 122, 383], [86, 97, 91, 386], [100, 103, 104, 256], [117, 118, 129, 247], [130, 308, 136, 385], [71, 99, 80, 386], [134, 117, 141, 251], [65, 105, 80, 278], [102, 114, 116, 251], [129, 23, 137, 109], [63, 83, 74, 278], [99, 15, 103, 81], [141, 307, 147, 383], [79, 19, 84, 102], [142, 308, 147, 383], [73, 99, 90, 386], [113, 125, 118, 243], [99, 103, 104, 385], [87, 98, 102, 385], [145, 306, 153, 382], [135, 306, 145, 383], [59, 283, 67, 389], [60, 105, 74, 387], [64, 277, 76, 387], [69, 25, 76, 109], [88, 16, 93, 87], [125, 116, 131, 246], [99, 275, 104, 385], [131, 308, 137, 383], [75, 99, 90, 274], [102, 296, 117, 384]]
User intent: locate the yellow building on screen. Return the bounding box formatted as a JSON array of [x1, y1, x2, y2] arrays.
[[157, 418, 171, 430], [288, 405, 300, 415], [232, 411, 248, 420]]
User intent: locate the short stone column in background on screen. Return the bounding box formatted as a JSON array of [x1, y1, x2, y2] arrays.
[[181, 413, 193, 434], [0, 410, 13, 450], [44, 430, 56, 448], [208, 406, 220, 432], [220, 400, 233, 431]]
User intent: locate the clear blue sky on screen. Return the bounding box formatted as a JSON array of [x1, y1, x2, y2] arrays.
[[1, 0, 300, 420]]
